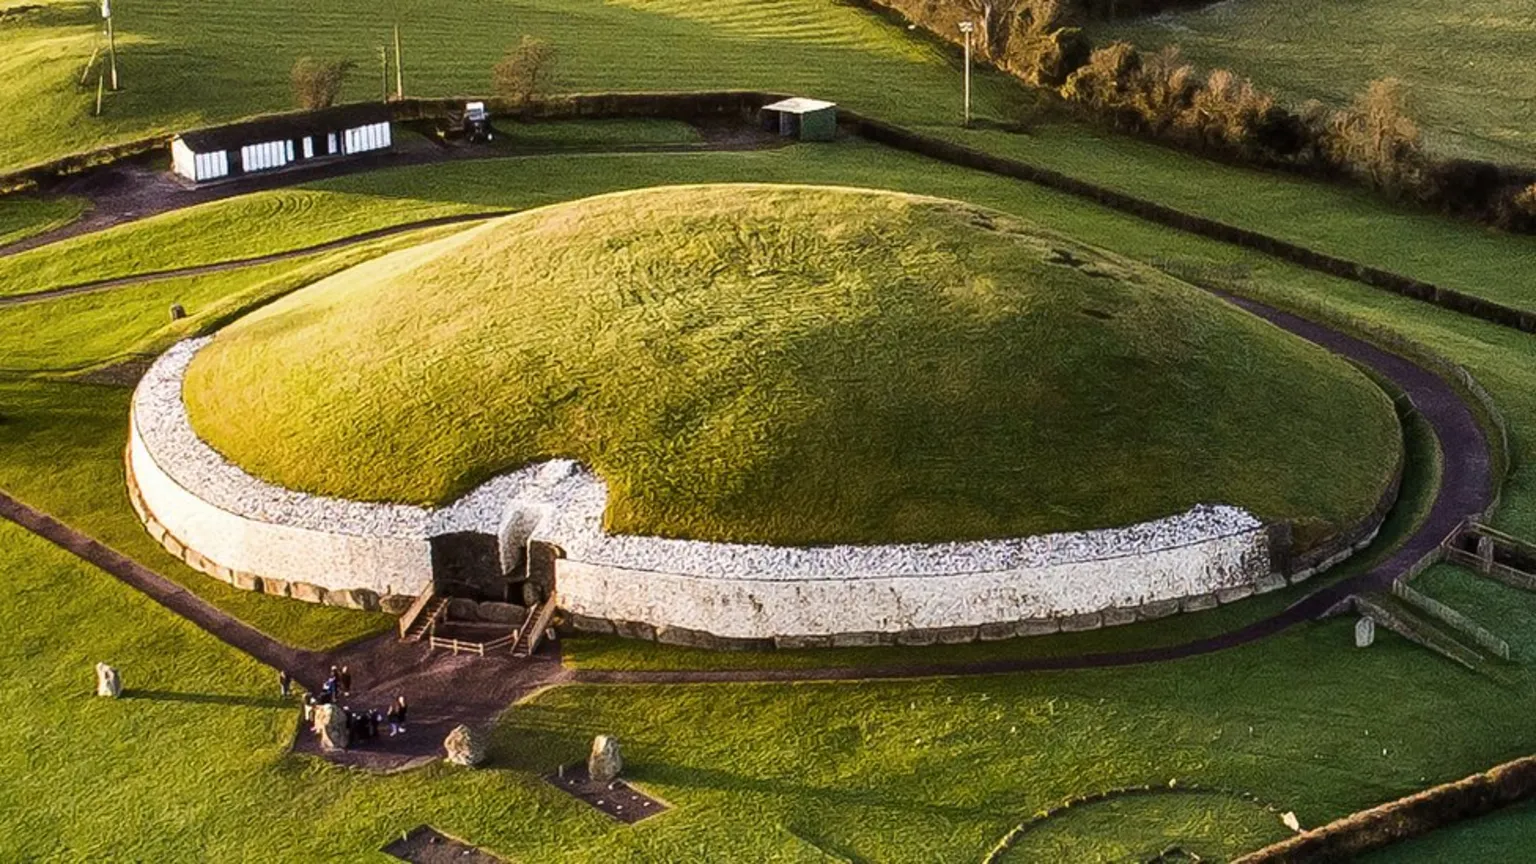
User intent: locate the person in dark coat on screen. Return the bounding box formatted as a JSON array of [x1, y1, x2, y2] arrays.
[[339, 665, 352, 696], [278, 669, 292, 698], [388, 695, 408, 736]]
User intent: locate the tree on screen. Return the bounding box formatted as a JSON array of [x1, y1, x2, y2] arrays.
[[1326, 78, 1422, 194], [492, 37, 557, 107], [291, 58, 355, 110]]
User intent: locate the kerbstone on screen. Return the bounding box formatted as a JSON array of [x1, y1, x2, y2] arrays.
[[1181, 593, 1218, 613], [290, 582, 328, 604], [774, 634, 832, 650], [1136, 599, 1180, 620], [1101, 607, 1137, 627], [1253, 573, 1288, 594], [1016, 619, 1060, 636], [613, 620, 656, 642], [1059, 612, 1102, 632], [1216, 585, 1254, 604]]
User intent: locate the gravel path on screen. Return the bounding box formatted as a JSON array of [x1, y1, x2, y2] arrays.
[[0, 291, 1494, 771]]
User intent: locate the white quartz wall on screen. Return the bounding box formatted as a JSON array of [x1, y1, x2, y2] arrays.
[[130, 337, 1274, 637], [557, 528, 1269, 638], [129, 414, 434, 597]]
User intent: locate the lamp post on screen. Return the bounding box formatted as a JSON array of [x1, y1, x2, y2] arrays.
[[958, 20, 974, 127]]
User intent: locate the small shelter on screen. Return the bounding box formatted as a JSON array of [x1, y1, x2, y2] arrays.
[[760, 97, 837, 142], [170, 103, 394, 184]]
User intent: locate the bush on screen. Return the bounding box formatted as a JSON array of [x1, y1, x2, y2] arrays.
[[290, 58, 355, 111], [492, 37, 558, 107], [1325, 78, 1423, 196]]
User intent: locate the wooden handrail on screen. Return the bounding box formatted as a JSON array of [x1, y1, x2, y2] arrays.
[[397, 584, 438, 638]]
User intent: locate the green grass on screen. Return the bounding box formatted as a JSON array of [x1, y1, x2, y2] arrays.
[[565, 397, 1440, 672], [3, 137, 1536, 857], [15, 510, 1536, 862], [933, 125, 1536, 316], [0, 187, 490, 298], [0, 221, 477, 372], [485, 116, 702, 149], [0, 0, 1021, 174], [1367, 798, 1536, 862], [0, 193, 87, 246], [1092, 0, 1536, 167], [183, 183, 1398, 545], [994, 791, 1284, 862], [0, 379, 392, 651]]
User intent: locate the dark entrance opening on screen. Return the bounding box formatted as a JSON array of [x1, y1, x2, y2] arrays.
[[429, 531, 505, 599]]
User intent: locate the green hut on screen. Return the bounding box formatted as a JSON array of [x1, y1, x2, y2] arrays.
[[760, 97, 838, 142]]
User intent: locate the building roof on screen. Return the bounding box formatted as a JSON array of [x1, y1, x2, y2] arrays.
[[174, 103, 393, 153], [762, 97, 837, 115]]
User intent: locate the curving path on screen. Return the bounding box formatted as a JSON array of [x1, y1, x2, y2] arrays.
[[0, 286, 1495, 770]]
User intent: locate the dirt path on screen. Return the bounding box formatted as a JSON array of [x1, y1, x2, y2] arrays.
[[0, 211, 506, 307], [0, 292, 1494, 769]]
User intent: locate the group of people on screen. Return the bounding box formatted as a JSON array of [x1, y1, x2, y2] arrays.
[[282, 665, 409, 746]]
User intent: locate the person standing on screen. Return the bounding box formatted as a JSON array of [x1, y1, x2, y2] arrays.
[[278, 669, 292, 698], [339, 665, 352, 697], [388, 695, 408, 736]]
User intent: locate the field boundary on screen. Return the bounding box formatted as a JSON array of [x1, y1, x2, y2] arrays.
[[840, 111, 1536, 335], [6, 92, 1534, 340], [1231, 751, 1536, 863]]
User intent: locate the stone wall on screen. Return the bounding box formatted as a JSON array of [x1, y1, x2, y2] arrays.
[[556, 528, 1273, 642], [131, 336, 1286, 645]]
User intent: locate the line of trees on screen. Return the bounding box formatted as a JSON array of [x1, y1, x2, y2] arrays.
[[882, 0, 1536, 232]]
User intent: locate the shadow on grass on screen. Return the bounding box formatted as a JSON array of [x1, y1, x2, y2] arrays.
[[124, 688, 292, 709]]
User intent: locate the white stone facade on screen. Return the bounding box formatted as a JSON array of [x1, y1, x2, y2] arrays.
[[129, 338, 1274, 639]]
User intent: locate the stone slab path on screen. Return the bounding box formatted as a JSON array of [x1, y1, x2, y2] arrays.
[[0, 290, 1495, 771]]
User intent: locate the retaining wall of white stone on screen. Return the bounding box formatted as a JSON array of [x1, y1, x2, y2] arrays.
[[129, 337, 1277, 639]]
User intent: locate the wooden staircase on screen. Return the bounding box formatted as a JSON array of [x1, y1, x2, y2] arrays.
[[512, 596, 559, 658], [399, 589, 448, 642]]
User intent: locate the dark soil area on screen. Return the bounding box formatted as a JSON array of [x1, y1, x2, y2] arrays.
[[545, 763, 670, 823], [383, 825, 505, 864]]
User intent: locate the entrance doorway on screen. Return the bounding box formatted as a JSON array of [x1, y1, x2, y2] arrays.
[[429, 531, 504, 598]]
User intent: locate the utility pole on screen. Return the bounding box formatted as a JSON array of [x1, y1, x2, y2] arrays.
[[393, 23, 404, 100], [102, 0, 118, 91], [378, 45, 389, 102], [958, 20, 974, 127]]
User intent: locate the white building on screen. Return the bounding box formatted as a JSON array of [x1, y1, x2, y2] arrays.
[[170, 103, 394, 184]]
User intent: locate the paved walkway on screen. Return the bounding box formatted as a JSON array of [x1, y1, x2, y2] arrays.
[[0, 291, 1495, 770]]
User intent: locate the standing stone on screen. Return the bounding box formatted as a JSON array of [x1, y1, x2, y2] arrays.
[[1281, 811, 1302, 833], [588, 735, 622, 784], [443, 724, 488, 767], [95, 663, 122, 698], [313, 703, 350, 752], [169, 303, 186, 321], [1355, 617, 1376, 648]]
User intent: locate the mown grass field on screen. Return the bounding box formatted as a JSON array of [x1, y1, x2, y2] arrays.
[[14, 508, 1536, 862], [0, 0, 1020, 173], [184, 183, 1397, 545], [1093, 0, 1536, 166], [0, 193, 87, 246], [3, 133, 1536, 858]]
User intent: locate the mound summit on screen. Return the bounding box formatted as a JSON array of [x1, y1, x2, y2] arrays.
[[184, 184, 1400, 546]]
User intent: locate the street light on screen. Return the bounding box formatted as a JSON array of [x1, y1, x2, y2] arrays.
[[958, 20, 974, 127]]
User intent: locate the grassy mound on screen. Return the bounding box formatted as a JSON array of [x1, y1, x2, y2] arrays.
[[184, 184, 1399, 545]]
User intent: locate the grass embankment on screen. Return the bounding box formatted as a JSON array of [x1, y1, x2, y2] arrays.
[[1092, 0, 1536, 167], [16, 511, 1536, 862], [1, 136, 1534, 860], [0, 228, 467, 650], [0, 194, 87, 246], [0, 0, 1020, 173], [933, 126, 1536, 316], [183, 184, 1398, 545]]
